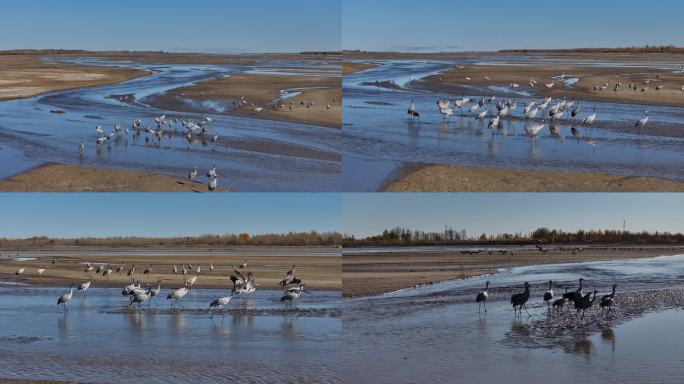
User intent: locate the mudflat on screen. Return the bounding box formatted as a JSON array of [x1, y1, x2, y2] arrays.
[[0, 164, 229, 192], [162, 73, 341, 128], [343, 246, 684, 297], [383, 164, 684, 192], [0, 55, 148, 101], [0, 246, 341, 291]]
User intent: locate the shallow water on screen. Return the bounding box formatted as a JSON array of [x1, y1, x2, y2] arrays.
[[0, 286, 341, 383], [343, 59, 684, 191], [0, 57, 341, 191], [344, 254, 684, 383]]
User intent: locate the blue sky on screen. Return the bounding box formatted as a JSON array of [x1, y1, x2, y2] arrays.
[[0, 0, 341, 53], [343, 194, 684, 237], [343, 0, 684, 52], [0, 194, 340, 238]]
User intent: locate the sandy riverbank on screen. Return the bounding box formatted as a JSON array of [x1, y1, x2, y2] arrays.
[[0, 164, 230, 192], [0, 247, 341, 291], [382, 164, 684, 192], [342, 246, 684, 297], [158, 73, 341, 128], [342, 62, 378, 75], [417, 61, 684, 107], [0, 55, 148, 101]]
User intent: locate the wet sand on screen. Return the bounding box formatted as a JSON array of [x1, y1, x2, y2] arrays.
[[0, 164, 230, 192], [343, 246, 684, 297], [0, 55, 148, 101], [342, 62, 378, 75], [419, 62, 684, 107], [383, 164, 684, 192], [162, 73, 341, 128], [0, 247, 341, 291]]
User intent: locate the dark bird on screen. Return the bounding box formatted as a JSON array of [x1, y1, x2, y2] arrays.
[[576, 290, 598, 320], [511, 282, 531, 316], [600, 284, 617, 312], [543, 280, 554, 305]]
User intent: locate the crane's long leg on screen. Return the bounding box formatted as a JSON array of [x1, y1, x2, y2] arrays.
[[524, 304, 531, 317], [484, 301, 487, 313]]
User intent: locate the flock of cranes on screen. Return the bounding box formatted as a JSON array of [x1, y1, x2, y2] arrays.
[[476, 278, 617, 323], [408, 94, 651, 140], [80, 114, 223, 191], [42, 259, 310, 316]]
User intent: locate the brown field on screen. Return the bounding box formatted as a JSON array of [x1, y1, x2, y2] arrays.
[[0, 55, 148, 101], [383, 164, 684, 192], [343, 246, 684, 297], [0, 247, 341, 291], [164, 73, 341, 128], [0, 164, 229, 192]]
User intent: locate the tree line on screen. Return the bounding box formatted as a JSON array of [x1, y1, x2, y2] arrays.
[[343, 227, 684, 246], [0, 231, 342, 248]]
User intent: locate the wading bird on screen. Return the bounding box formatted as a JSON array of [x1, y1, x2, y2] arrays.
[[78, 281, 91, 296], [476, 281, 490, 313], [635, 110, 649, 129], [543, 280, 554, 305], [281, 284, 305, 309], [511, 282, 531, 317], [600, 284, 617, 313], [209, 295, 233, 318], [576, 290, 598, 320], [407, 98, 420, 119], [167, 284, 189, 309], [37, 267, 46, 278], [57, 285, 74, 311]]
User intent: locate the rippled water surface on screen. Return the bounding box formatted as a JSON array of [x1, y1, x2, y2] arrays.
[[0, 286, 341, 383], [0, 57, 341, 191], [344, 254, 684, 383], [343, 59, 684, 191]]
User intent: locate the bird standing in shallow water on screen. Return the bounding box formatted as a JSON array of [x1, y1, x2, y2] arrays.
[[543, 280, 554, 305], [476, 281, 490, 313], [511, 282, 531, 317]]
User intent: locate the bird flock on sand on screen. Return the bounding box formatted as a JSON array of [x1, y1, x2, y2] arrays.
[[19, 258, 310, 316], [476, 278, 618, 324], [80, 114, 223, 191]]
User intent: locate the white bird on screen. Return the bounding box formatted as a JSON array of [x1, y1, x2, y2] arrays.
[[635, 110, 649, 129], [78, 281, 91, 296], [281, 285, 305, 309], [583, 110, 597, 125], [209, 261, 215, 271], [476, 109, 488, 120], [208, 177, 218, 192], [95, 126, 104, 135], [188, 167, 198, 181], [526, 107, 539, 119], [545, 82, 555, 89], [487, 115, 500, 130], [79, 142, 85, 152], [209, 295, 233, 318], [15, 267, 25, 276], [167, 285, 189, 308], [206, 162, 217, 178], [186, 275, 198, 287], [57, 285, 74, 311], [149, 280, 162, 305], [130, 286, 151, 309], [37, 268, 46, 277], [525, 123, 545, 137]]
